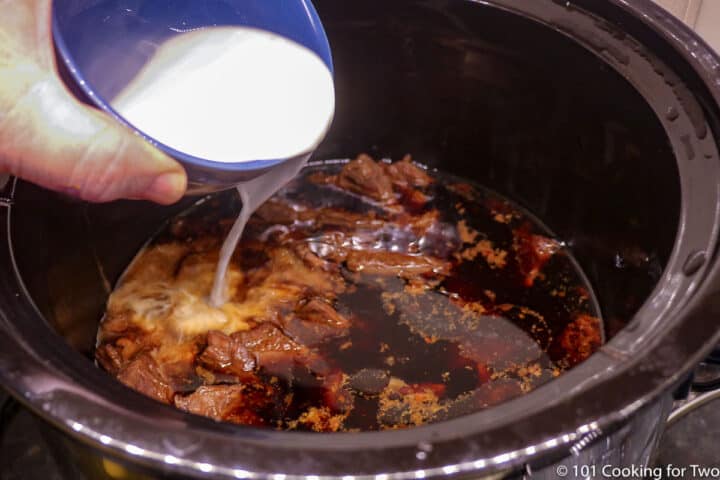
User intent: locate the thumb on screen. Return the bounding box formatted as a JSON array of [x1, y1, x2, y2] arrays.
[[0, 66, 187, 204]]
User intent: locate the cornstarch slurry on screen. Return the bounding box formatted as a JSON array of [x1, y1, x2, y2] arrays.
[[111, 26, 335, 307]]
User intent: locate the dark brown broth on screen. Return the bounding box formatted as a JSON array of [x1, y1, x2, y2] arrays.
[[103, 160, 602, 431]]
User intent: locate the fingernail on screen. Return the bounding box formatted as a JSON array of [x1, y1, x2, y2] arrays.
[[147, 171, 187, 204]]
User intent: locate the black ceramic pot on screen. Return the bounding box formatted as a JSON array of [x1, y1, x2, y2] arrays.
[[2, 0, 720, 478]]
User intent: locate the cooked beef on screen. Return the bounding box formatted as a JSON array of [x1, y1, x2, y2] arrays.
[[96, 343, 124, 375], [404, 209, 440, 237], [197, 323, 332, 383], [175, 384, 270, 425], [155, 340, 203, 394], [98, 154, 603, 432], [293, 243, 338, 272], [296, 298, 349, 328], [337, 154, 395, 202], [116, 353, 174, 404], [345, 251, 450, 278], [227, 323, 329, 379], [253, 198, 302, 224], [282, 298, 350, 347], [198, 330, 256, 378], [306, 232, 351, 263], [257, 247, 345, 298], [384, 155, 432, 188], [315, 208, 385, 230]]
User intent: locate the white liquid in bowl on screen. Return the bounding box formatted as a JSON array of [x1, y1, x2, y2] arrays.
[[112, 26, 335, 163], [112, 26, 335, 305]]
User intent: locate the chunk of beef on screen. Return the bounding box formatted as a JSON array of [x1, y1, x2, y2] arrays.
[[309, 227, 420, 263], [258, 247, 345, 298], [252, 198, 302, 225], [98, 311, 133, 338], [315, 208, 385, 230], [306, 232, 351, 263], [198, 330, 256, 378], [97, 314, 155, 375], [155, 340, 203, 394], [406, 210, 440, 237], [337, 155, 395, 202], [345, 250, 450, 278], [96, 344, 124, 375], [283, 298, 350, 346], [234, 323, 330, 377], [116, 353, 174, 404], [384, 155, 432, 188], [399, 187, 431, 211], [293, 243, 339, 272], [296, 298, 349, 328], [174, 384, 269, 425]]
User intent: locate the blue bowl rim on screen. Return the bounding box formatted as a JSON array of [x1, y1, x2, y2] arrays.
[[51, 2, 333, 174]]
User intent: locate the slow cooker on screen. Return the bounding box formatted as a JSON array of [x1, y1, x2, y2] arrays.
[[2, 0, 720, 478]]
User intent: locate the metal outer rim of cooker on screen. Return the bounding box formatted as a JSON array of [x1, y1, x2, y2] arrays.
[[2, 0, 720, 478]]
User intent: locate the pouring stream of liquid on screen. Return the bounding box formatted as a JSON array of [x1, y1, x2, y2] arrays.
[[107, 26, 334, 306], [209, 155, 309, 306]]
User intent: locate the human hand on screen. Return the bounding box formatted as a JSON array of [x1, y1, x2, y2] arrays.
[[0, 0, 187, 204]]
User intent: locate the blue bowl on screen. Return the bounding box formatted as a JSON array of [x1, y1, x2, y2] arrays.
[[53, 0, 334, 193]]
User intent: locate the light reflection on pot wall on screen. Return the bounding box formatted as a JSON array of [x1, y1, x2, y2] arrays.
[[654, 0, 720, 53]]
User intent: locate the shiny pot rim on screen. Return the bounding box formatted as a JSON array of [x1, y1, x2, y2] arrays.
[[2, 0, 720, 478]]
